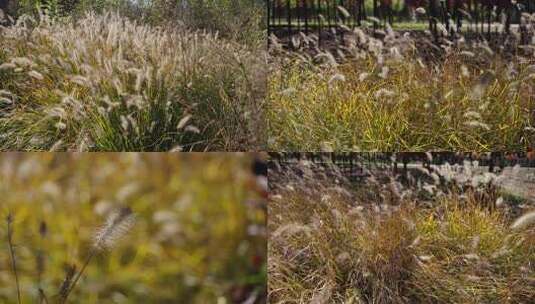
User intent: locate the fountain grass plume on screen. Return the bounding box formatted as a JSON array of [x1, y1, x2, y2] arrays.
[[60, 206, 135, 303], [510, 211, 535, 231], [93, 207, 136, 251], [0, 12, 266, 151]]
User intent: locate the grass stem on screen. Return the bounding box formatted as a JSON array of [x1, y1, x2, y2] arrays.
[[60, 249, 96, 304], [7, 213, 22, 304]]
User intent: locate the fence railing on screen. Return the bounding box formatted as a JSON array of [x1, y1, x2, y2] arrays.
[[269, 152, 535, 182], [268, 1, 535, 40]]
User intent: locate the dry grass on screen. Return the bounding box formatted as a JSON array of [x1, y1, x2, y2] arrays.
[[268, 16, 535, 151], [268, 159, 535, 303], [0, 11, 266, 151]]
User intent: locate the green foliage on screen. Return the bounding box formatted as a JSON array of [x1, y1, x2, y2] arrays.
[[178, 0, 266, 45], [16, 0, 70, 18], [59, 0, 266, 46]]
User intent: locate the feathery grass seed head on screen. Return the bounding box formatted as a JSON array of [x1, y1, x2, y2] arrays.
[[93, 207, 135, 251]]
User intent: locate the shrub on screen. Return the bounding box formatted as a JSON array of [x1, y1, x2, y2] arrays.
[[144, 0, 266, 45]]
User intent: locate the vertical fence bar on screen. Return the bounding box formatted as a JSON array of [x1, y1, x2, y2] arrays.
[[267, 0, 271, 36], [287, 0, 291, 39], [267, 0, 523, 46], [278, 0, 282, 28], [304, 0, 309, 34], [317, 0, 322, 45], [455, 0, 462, 33]]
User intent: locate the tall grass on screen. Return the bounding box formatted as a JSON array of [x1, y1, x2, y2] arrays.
[[0, 154, 267, 303], [0, 10, 266, 151], [268, 16, 535, 151], [268, 159, 535, 303]]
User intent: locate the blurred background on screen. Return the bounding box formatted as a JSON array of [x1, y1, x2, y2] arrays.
[[0, 153, 266, 303]]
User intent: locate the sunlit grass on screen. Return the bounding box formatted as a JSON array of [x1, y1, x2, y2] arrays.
[[0, 10, 266, 151], [268, 161, 535, 303], [0, 153, 266, 303], [268, 10, 535, 152], [269, 45, 535, 152]]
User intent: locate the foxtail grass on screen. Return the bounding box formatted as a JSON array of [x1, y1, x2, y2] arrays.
[[4, 207, 135, 304], [269, 160, 535, 303], [268, 18, 535, 151], [61, 207, 135, 303], [0, 12, 265, 151]]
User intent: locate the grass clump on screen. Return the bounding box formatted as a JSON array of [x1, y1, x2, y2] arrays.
[[268, 159, 535, 303], [410, 202, 533, 303], [268, 22, 535, 151], [0, 10, 265, 151], [269, 54, 535, 151]]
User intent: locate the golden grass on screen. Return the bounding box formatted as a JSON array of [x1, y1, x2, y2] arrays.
[[268, 162, 535, 303], [0, 153, 266, 303], [268, 24, 535, 151], [269, 53, 535, 151]]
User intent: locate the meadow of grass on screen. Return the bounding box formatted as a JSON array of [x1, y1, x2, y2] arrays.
[[268, 15, 535, 152], [0, 0, 266, 151], [0, 153, 267, 303], [268, 158, 535, 303]]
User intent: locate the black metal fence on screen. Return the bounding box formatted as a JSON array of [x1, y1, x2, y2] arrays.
[[269, 152, 535, 182], [268, 1, 535, 39]]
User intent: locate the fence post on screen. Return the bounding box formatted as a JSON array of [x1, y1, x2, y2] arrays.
[[287, 0, 291, 41], [505, 0, 511, 34], [267, 0, 271, 36], [455, 0, 462, 33], [429, 0, 438, 40], [304, 0, 308, 35], [486, 2, 491, 41], [317, 0, 322, 45]]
